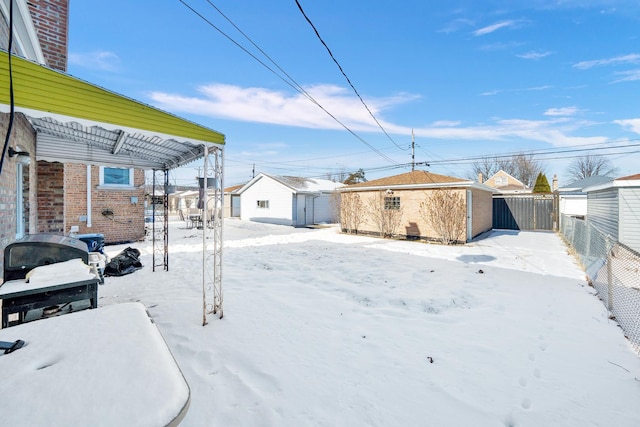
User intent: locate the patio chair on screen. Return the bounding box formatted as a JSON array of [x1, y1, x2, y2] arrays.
[[179, 209, 194, 229]]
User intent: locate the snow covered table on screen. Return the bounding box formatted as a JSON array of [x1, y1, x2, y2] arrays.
[[0, 302, 190, 426]]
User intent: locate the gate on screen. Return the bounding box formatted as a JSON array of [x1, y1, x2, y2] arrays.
[[493, 194, 558, 231]]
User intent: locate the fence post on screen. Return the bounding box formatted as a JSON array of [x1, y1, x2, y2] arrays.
[[606, 237, 613, 312]]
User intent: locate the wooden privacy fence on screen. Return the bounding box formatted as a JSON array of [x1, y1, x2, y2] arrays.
[[492, 194, 558, 231]]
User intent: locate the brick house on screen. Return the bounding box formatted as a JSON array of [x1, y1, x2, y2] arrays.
[[0, 0, 225, 277], [339, 170, 495, 243]]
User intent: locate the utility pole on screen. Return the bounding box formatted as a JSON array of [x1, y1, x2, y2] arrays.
[[252, 164, 255, 179], [411, 129, 415, 172]]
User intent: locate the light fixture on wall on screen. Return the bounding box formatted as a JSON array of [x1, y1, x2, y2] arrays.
[[8, 146, 30, 165]]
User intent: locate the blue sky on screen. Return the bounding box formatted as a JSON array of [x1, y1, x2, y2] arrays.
[[68, 0, 640, 186]]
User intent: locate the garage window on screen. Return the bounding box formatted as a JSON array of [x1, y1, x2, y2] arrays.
[[384, 196, 400, 210], [257, 200, 270, 209]]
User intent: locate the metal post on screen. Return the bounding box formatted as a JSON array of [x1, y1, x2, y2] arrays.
[[152, 170, 157, 272], [201, 144, 224, 325], [202, 145, 208, 326], [163, 169, 169, 271]]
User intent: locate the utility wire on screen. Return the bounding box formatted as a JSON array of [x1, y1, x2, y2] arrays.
[[294, 0, 407, 151], [0, 0, 15, 175], [178, 0, 400, 165], [427, 140, 640, 165]]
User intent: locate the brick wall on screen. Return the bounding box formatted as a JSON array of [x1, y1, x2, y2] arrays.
[[471, 188, 493, 238], [27, 0, 69, 71], [37, 161, 65, 233], [64, 165, 146, 244], [0, 113, 37, 281]]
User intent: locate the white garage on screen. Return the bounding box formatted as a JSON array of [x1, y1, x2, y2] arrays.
[[238, 173, 343, 226]]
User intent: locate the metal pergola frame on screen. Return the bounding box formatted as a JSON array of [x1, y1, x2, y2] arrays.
[[1, 51, 226, 325]]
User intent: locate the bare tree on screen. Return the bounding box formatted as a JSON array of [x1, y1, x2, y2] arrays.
[[469, 157, 499, 181], [325, 168, 349, 183], [470, 153, 543, 187], [419, 189, 466, 245], [566, 154, 619, 181], [366, 190, 403, 238], [512, 153, 543, 187], [339, 192, 365, 234]]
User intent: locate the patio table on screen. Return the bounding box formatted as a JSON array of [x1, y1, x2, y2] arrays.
[[0, 302, 190, 426]]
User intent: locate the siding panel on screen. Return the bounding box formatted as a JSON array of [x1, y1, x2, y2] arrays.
[[587, 189, 618, 238], [241, 176, 293, 225], [619, 188, 640, 252]]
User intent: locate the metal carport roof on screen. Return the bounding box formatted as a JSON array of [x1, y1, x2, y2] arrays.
[[0, 50, 225, 170]]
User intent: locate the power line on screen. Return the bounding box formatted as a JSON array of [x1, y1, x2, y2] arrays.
[[427, 139, 640, 166], [178, 0, 400, 165], [294, 0, 407, 151]]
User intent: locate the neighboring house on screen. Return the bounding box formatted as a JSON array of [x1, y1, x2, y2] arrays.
[[484, 170, 530, 193], [339, 170, 495, 242], [224, 184, 243, 218], [0, 0, 225, 276], [238, 173, 343, 226], [584, 173, 640, 253], [170, 189, 200, 213], [557, 176, 613, 222]]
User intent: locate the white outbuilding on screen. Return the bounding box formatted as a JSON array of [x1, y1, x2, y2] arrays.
[[584, 173, 640, 253], [238, 173, 343, 226]]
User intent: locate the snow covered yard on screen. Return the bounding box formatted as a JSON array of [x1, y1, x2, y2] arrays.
[[98, 219, 640, 427]]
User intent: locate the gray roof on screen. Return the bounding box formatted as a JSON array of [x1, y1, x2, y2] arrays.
[[559, 176, 613, 192], [238, 173, 343, 194]]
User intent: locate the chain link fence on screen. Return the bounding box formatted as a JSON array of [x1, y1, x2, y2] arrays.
[[560, 215, 640, 354]]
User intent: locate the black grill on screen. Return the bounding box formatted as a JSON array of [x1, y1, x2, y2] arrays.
[[4, 234, 89, 282]]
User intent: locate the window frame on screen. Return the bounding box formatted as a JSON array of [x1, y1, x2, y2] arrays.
[[257, 200, 270, 209], [99, 166, 135, 188], [384, 196, 401, 210]]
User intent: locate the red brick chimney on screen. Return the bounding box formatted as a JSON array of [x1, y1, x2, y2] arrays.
[[27, 0, 69, 71]]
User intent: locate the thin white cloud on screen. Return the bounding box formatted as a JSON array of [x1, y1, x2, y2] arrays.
[[431, 120, 461, 127], [438, 18, 475, 34], [544, 106, 580, 116], [481, 85, 552, 96], [408, 117, 607, 148], [149, 84, 419, 133], [517, 50, 552, 60], [611, 68, 640, 83], [68, 51, 120, 72], [615, 118, 640, 134], [472, 20, 518, 36], [573, 53, 640, 69], [150, 82, 607, 149]]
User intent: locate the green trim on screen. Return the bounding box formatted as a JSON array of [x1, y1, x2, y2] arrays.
[[0, 51, 225, 145]]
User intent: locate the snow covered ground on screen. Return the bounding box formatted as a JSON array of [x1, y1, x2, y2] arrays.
[[97, 219, 640, 426]]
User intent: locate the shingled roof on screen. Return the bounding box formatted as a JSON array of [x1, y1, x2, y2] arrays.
[[343, 170, 467, 189]]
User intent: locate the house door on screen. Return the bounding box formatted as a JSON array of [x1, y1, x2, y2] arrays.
[[305, 195, 315, 225], [295, 195, 306, 226], [231, 195, 241, 217]]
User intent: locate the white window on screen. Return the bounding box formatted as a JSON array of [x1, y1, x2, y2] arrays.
[[100, 167, 134, 187], [257, 200, 269, 209], [495, 176, 507, 186]]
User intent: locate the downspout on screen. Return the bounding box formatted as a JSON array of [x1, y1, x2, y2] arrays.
[[86, 165, 92, 227]]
